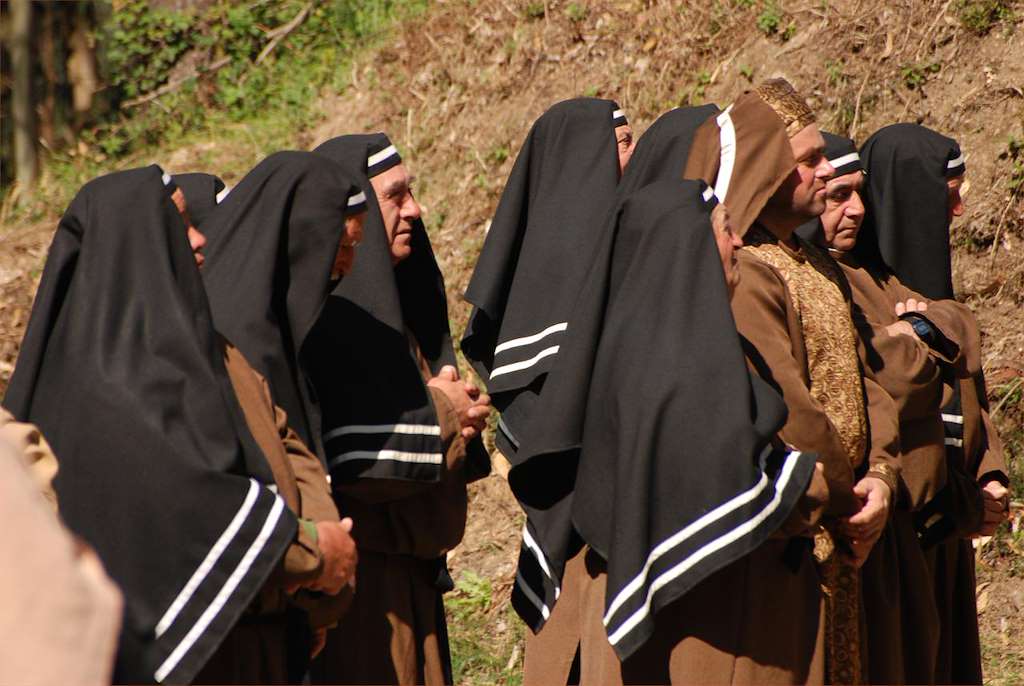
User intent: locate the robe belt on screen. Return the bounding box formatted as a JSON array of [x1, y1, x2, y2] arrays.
[[814, 524, 863, 685]]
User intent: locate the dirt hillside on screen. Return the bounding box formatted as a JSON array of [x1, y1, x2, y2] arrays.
[[2, 1, 1023, 683]]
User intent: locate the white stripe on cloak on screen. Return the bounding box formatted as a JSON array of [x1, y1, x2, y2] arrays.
[[155, 494, 286, 682], [605, 448, 802, 645]]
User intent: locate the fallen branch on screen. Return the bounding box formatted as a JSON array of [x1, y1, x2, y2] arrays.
[[122, 56, 231, 108], [987, 191, 1018, 275], [254, 2, 313, 66]]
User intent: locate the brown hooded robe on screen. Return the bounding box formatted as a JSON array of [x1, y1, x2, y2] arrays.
[[686, 81, 902, 686], [193, 341, 347, 684], [838, 253, 1006, 684]]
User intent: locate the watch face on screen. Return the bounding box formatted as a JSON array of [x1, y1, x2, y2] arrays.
[[910, 317, 932, 339]]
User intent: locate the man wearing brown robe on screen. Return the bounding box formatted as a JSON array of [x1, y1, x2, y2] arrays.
[[309, 134, 492, 685], [686, 80, 901, 685], [171, 184, 363, 684], [803, 132, 1010, 684]]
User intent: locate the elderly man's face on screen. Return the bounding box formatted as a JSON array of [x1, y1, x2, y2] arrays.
[[615, 123, 635, 176], [820, 171, 866, 253], [171, 187, 207, 268], [370, 163, 421, 266], [766, 124, 834, 228]]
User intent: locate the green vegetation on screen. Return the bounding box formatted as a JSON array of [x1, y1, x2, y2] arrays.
[[565, 2, 589, 22], [900, 61, 941, 89], [446, 571, 525, 686], [4, 0, 425, 226], [955, 0, 1017, 35], [1004, 134, 1024, 197]]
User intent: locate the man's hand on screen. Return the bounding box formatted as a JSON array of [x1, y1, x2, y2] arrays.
[[977, 479, 1010, 537], [885, 320, 919, 340], [838, 476, 892, 568], [894, 298, 928, 316], [310, 517, 358, 596], [427, 365, 492, 440]]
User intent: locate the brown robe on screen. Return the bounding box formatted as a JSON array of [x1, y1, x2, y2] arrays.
[[0, 409, 123, 686], [730, 230, 903, 685], [837, 252, 1007, 684], [521, 315, 834, 686], [194, 340, 345, 685], [311, 341, 469, 686], [523, 459, 830, 686]]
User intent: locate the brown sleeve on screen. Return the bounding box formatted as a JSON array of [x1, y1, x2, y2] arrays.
[[273, 399, 340, 524], [887, 275, 977, 373], [862, 376, 902, 508], [731, 255, 858, 517], [851, 300, 944, 422], [0, 409, 59, 511], [773, 459, 829, 538]]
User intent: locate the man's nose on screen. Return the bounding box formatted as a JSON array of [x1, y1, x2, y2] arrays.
[[818, 159, 836, 180], [403, 194, 422, 220]]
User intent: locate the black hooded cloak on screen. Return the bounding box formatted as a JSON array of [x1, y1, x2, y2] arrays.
[[856, 123, 965, 300], [4, 166, 296, 684], [616, 104, 719, 195], [461, 98, 626, 457], [310, 134, 489, 483], [172, 172, 226, 227], [508, 180, 816, 658], [199, 151, 365, 461]]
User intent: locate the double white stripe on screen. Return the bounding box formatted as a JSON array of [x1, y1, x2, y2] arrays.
[[515, 524, 561, 621], [323, 422, 441, 441], [605, 448, 802, 646], [154, 482, 286, 682], [489, 322, 568, 380], [945, 437, 964, 448], [941, 413, 964, 425], [494, 322, 568, 354]]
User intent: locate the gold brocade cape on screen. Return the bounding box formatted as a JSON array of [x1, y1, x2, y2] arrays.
[[742, 226, 868, 685]]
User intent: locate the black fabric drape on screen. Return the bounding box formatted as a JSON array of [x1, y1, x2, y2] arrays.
[[172, 172, 225, 227], [200, 151, 364, 461], [616, 104, 718, 195], [4, 166, 295, 684], [461, 98, 625, 457], [856, 123, 965, 300], [509, 180, 816, 659], [310, 134, 488, 483]]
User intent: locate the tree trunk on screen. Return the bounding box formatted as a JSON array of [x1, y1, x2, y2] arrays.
[[10, 0, 37, 195]]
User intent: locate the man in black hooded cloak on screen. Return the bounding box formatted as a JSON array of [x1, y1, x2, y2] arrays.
[[307, 132, 492, 685], [461, 98, 634, 462], [4, 165, 361, 683], [856, 124, 1010, 684]]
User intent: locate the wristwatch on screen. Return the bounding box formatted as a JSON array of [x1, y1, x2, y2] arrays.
[[900, 313, 936, 347]]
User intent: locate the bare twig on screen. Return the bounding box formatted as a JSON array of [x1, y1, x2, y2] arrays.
[[122, 56, 231, 108], [988, 192, 1019, 275], [849, 71, 871, 139], [254, 2, 313, 66]]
